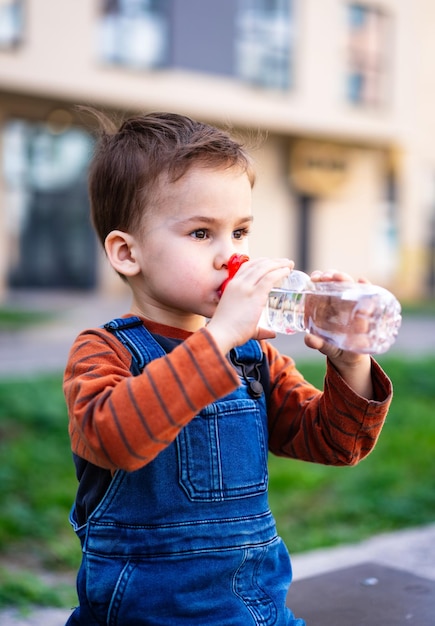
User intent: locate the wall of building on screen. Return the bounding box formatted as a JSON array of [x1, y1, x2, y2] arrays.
[[0, 0, 434, 300]]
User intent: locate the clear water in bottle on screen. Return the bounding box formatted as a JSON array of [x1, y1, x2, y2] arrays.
[[266, 271, 402, 354]]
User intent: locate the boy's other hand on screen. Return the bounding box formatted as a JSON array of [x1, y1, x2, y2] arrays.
[[207, 257, 293, 354]]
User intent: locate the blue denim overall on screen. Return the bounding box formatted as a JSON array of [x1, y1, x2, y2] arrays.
[[67, 317, 305, 625]]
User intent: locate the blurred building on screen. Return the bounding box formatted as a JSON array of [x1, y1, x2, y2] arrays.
[[0, 0, 434, 300]]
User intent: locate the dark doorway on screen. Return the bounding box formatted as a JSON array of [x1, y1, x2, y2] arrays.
[[3, 120, 96, 290]]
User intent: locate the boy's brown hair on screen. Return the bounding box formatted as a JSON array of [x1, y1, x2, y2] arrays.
[[87, 111, 255, 247]]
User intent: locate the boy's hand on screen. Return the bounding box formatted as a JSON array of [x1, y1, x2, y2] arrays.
[[207, 257, 294, 353], [304, 269, 365, 361], [305, 269, 374, 399]]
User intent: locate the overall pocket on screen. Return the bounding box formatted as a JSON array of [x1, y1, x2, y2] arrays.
[[83, 554, 135, 626], [232, 538, 295, 626], [177, 396, 268, 501]]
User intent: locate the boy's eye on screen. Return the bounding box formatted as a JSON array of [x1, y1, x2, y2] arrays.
[[233, 228, 250, 240], [191, 229, 209, 240]]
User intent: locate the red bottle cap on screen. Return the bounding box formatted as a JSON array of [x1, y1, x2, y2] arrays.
[[219, 254, 249, 294]]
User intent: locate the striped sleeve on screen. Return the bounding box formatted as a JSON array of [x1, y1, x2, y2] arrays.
[[263, 341, 393, 466], [64, 326, 239, 472]]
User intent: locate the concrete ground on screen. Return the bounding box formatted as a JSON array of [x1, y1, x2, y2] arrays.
[[1, 290, 434, 624]]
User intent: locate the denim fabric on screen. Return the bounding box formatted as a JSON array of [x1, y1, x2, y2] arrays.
[[66, 318, 305, 625]]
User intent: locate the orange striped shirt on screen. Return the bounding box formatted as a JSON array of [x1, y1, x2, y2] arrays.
[[64, 316, 392, 473]]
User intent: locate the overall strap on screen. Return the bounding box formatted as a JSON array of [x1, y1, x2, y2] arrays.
[[232, 338, 263, 364], [230, 340, 269, 400], [103, 316, 165, 374]]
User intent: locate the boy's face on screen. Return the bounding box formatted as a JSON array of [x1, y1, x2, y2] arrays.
[[130, 165, 253, 331]]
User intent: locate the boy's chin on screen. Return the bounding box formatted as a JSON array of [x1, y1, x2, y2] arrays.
[[199, 305, 217, 321]]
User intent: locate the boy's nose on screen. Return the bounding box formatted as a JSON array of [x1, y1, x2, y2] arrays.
[[214, 243, 237, 270], [214, 254, 230, 271]]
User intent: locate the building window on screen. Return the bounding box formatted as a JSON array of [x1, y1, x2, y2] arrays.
[[3, 119, 96, 289], [0, 0, 24, 49], [235, 0, 294, 90], [98, 0, 169, 69], [345, 3, 390, 107]]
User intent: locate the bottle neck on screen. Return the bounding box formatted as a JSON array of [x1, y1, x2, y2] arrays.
[[279, 270, 312, 293]]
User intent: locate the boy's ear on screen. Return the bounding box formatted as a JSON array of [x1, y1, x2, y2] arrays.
[[104, 230, 141, 277]]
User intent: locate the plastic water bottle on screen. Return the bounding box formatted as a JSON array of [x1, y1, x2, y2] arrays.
[[266, 270, 402, 354]]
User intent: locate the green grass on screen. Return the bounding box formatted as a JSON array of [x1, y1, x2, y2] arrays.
[[0, 568, 74, 612], [0, 308, 52, 330], [0, 356, 434, 608], [400, 298, 435, 316], [0, 374, 78, 609]]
